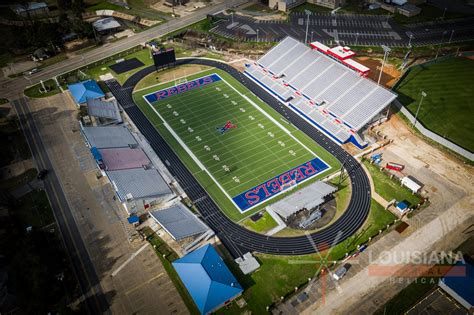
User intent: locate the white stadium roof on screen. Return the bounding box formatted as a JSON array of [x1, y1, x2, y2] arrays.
[[245, 36, 397, 144], [150, 204, 210, 241], [267, 181, 337, 220]]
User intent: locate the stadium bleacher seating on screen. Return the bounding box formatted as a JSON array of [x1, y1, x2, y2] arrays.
[[244, 36, 397, 148]]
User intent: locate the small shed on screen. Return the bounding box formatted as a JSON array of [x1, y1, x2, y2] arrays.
[[401, 176, 422, 194], [396, 201, 409, 214]]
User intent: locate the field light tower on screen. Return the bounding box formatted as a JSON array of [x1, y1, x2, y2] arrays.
[[377, 45, 391, 85], [413, 91, 427, 128], [304, 9, 311, 44]]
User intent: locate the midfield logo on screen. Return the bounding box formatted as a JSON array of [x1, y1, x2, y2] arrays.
[[216, 120, 237, 135]]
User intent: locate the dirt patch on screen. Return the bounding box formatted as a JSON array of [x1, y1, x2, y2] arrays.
[[355, 57, 401, 88], [135, 64, 213, 91], [374, 115, 473, 194], [152, 0, 221, 17]]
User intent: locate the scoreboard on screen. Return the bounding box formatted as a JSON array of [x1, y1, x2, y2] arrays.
[[152, 48, 176, 70]]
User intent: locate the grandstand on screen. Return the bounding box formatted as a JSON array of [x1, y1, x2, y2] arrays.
[[244, 36, 397, 148]]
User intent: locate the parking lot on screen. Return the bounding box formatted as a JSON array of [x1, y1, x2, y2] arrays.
[[211, 12, 474, 47]]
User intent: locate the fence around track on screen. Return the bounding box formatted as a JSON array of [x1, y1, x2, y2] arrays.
[[392, 52, 474, 161], [106, 58, 373, 258]]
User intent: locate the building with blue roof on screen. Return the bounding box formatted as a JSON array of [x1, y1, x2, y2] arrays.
[[172, 244, 243, 314], [68, 79, 105, 105], [439, 260, 474, 311]]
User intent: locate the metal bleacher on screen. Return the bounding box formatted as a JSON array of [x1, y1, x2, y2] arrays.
[[244, 36, 397, 147]]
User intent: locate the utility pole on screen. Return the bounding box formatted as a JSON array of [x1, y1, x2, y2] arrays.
[[378, 45, 391, 85], [355, 32, 359, 46], [408, 34, 413, 47], [442, 7, 447, 20], [413, 91, 427, 128]]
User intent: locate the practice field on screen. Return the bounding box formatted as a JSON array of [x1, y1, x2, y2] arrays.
[[395, 57, 474, 152], [134, 69, 339, 219]]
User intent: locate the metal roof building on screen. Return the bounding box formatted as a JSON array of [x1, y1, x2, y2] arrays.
[[68, 79, 105, 104], [150, 204, 210, 241], [267, 181, 337, 220], [439, 261, 474, 311], [172, 244, 243, 314], [107, 168, 172, 202], [100, 147, 150, 171], [92, 17, 122, 34], [82, 125, 137, 149], [86, 98, 122, 123]]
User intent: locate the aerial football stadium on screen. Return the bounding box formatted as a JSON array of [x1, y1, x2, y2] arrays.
[[106, 36, 397, 257]]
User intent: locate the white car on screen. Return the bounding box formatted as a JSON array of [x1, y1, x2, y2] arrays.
[[332, 266, 348, 281]]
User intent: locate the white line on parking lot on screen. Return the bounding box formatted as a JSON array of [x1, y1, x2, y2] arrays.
[[111, 243, 149, 277]]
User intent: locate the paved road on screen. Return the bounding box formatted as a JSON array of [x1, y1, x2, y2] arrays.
[[106, 59, 372, 257], [13, 98, 108, 314], [211, 12, 474, 47], [0, 1, 246, 99]]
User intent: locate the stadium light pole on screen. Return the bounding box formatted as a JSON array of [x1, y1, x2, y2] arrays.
[[377, 45, 391, 85], [448, 30, 454, 44], [413, 91, 427, 128], [304, 9, 311, 44]]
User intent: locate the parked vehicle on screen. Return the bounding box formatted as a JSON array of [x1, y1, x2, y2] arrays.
[[333, 265, 348, 281], [386, 162, 404, 171], [37, 169, 48, 180]]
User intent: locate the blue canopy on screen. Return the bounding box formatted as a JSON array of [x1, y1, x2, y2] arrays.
[[172, 244, 243, 314], [68, 79, 105, 104], [127, 216, 139, 224]]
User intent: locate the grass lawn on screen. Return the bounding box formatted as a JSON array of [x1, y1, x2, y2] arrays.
[[374, 274, 438, 314], [290, 3, 332, 13], [393, 4, 471, 25], [85, 0, 167, 21], [135, 65, 213, 90], [133, 67, 339, 221], [84, 48, 154, 84], [0, 119, 32, 166], [244, 3, 274, 13], [0, 168, 37, 190], [242, 211, 278, 233], [24, 79, 61, 98], [326, 199, 397, 261], [218, 198, 397, 314], [363, 160, 422, 206], [14, 190, 55, 228], [395, 57, 474, 152]]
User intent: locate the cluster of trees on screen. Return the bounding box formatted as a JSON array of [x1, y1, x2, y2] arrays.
[[1, 0, 93, 55]]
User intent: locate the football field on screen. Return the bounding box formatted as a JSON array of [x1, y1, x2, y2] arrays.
[[138, 71, 336, 216]]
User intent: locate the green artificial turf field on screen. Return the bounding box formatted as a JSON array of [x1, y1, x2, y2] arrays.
[[134, 69, 339, 220], [395, 57, 474, 152]]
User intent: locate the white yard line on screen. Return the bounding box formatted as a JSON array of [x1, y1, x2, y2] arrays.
[[142, 85, 242, 212], [143, 73, 332, 213]]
